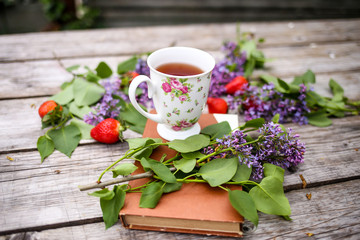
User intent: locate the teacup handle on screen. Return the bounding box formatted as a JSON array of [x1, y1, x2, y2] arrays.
[[129, 75, 163, 123]]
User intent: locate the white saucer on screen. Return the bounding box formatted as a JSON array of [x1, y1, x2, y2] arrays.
[[157, 123, 201, 141]]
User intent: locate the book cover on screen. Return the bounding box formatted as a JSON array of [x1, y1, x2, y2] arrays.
[[119, 114, 244, 237]]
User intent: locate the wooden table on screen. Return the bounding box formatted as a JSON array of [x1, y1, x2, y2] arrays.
[[1, 19, 360, 239]]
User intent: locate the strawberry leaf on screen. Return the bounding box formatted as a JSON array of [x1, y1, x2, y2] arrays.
[[96, 62, 113, 79], [69, 101, 93, 119], [70, 118, 93, 140], [51, 84, 74, 105], [37, 135, 55, 163], [48, 125, 81, 157], [73, 78, 105, 106], [100, 185, 126, 229]]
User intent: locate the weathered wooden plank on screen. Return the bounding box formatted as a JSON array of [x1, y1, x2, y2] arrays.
[[1, 42, 360, 99], [0, 143, 131, 234], [0, 19, 359, 62], [1, 115, 359, 234], [2, 179, 359, 239]]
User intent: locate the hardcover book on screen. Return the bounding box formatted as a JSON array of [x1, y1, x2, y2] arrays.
[[119, 114, 244, 237]]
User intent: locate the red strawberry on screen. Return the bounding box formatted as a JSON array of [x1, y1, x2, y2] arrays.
[[242, 98, 257, 110], [38, 100, 63, 118], [130, 71, 139, 80], [225, 76, 248, 94], [207, 97, 228, 114], [90, 118, 123, 144]]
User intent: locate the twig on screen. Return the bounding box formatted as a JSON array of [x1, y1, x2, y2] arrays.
[[78, 171, 153, 191]]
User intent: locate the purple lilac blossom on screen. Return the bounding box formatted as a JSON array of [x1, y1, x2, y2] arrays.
[[84, 78, 123, 126], [84, 57, 153, 125], [202, 122, 305, 180], [251, 122, 306, 179], [209, 41, 247, 98], [228, 83, 310, 125], [202, 130, 258, 169]]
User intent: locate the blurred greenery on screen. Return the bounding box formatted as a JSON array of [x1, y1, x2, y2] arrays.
[[0, 0, 100, 33], [39, 0, 100, 30]]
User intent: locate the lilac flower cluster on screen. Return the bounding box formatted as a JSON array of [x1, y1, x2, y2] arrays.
[[202, 122, 305, 180], [134, 57, 153, 109], [252, 122, 306, 179], [84, 78, 126, 125], [84, 58, 152, 126], [228, 83, 310, 125], [209, 42, 247, 97], [202, 130, 261, 177]]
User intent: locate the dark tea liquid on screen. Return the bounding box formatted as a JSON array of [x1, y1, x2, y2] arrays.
[[156, 62, 203, 76]]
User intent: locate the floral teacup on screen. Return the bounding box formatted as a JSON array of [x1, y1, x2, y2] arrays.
[[129, 47, 215, 141]]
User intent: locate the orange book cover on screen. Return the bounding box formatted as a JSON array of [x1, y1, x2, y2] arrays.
[[119, 114, 244, 237]]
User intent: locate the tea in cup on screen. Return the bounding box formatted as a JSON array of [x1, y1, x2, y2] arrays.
[[128, 47, 215, 141]]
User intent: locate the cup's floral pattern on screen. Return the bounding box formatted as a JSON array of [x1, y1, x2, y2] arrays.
[[171, 117, 198, 131], [157, 71, 212, 133], [172, 108, 180, 115], [161, 77, 193, 103], [187, 108, 194, 113]]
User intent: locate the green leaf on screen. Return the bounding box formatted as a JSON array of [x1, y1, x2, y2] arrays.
[[37, 135, 55, 163], [86, 71, 101, 83], [70, 118, 93, 140], [263, 163, 284, 183], [244, 58, 255, 78], [96, 61, 113, 78], [229, 190, 259, 227], [232, 163, 252, 182], [126, 137, 162, 150], [140, 157, 152, 171], [117, 56, 138, 74], [199, 157, 238, 187], [241, 40, 256, 58], [292, 70, 316, 85], [260, 75, 287, 93], [100, 185, 126, 229], [277, 78, 290, 92], [329, 78, 344, 102], [272, 114, 280, 123], [200, 121, 231, 140], [73, 78, 105, 106], [173, 158, 196, 173], [111, 163, 138, 178], [69, 101, 93, 119], [306, 111, 332, 127], [133, 148, 154, 160], [168, 134, 210, 153], [305, 91, 327, 107], [148, 159, 177, 183], [140, 182, 163, 208], [120, 103, 147, 134], [88, 188, 115, 200], [181, 151, 205, 160], [249, 176, 291, 216], [47, 125, 81, 157], [303, 70, 316, 84], [66, 64, 80, 72], [240, 118, 265, 130], [162, 182, 183, 193], [50, 84, 74, 105]]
